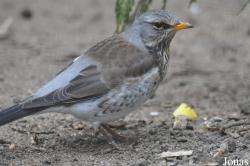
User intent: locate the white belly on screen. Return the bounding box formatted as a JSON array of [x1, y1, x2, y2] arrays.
[[70, 67, 161, 123]]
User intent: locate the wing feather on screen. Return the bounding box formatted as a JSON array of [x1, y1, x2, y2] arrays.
[[22, 35, 156, 109]]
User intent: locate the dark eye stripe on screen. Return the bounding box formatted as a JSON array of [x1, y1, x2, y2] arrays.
[[152, 22, 172, 30]]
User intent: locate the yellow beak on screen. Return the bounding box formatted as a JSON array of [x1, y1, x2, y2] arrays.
[[174, 22, 193, 31]]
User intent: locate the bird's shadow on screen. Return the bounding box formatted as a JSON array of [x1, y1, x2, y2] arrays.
[[0, 120, 146, 160], [56, 129, 139, 154]]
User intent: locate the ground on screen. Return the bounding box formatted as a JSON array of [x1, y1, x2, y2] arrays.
[[0, 0, 250, 165]]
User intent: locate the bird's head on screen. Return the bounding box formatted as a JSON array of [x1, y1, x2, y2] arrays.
[[121, 10, 193, 53]]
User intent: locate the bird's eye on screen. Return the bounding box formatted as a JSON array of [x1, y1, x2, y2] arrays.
[[152, 22, 171, 30]]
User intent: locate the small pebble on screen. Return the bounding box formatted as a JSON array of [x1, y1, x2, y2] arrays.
[[247, 28, 250, 36], [20, 8, 33, 20], [227, 113, 240, 121], [43, 160, 51, 165], [71, 122, 85, 130], [30, 134, 38, 145], [150, 111, 159, 116], [177, 137, 188, 142], [173, 116, 188, 130], [155, 160, 167, 166], [227, 139, 236, 153], [132, 159, 150, 166], [0, 145, 4, 150], [148, 128, 157, 135], [204, 117, 223, 131], [238, 102, 250, 115], [205, 162, 220, 166], [186, 124, 194, 130], [9, 143, 16, 151], [213, 139, 236, 157]]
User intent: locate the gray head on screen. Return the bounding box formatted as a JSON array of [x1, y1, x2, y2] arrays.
[[121, 10, 193, 53]]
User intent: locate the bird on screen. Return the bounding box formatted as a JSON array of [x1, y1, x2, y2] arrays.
[[0, 10, 192, 144]]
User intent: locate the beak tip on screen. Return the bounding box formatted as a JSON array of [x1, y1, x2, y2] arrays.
[[174, 22, 194, 30], [187, 23, 194, 28]]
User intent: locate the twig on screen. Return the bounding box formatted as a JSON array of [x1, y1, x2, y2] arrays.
[[0, 17, 13, 40], [188, 0, 197, 8], [11, 127, 55, 135], [29, 145, 46, 151], [0, 139, 11, 145], [130, 0, 152, 23], [162, 0, 167, 10], [115, 0, 134, 33], [220, 120, 250, 132], [238, 0, 250, 15], [238, 126, 250, 133]]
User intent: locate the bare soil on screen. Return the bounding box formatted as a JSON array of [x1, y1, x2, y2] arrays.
[[0, 0, 250, 165]]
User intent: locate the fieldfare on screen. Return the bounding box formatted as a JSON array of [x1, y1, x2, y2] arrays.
[[0, 10, 192, 144]]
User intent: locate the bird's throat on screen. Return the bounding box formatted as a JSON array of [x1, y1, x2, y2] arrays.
[[159, 47, 170, 80]]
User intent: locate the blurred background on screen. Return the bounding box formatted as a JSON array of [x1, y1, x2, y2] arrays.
[[0, 0, 250, 165]]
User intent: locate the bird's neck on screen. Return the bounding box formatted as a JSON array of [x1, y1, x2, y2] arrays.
[[154, 45, 170, 80], [144, 40, 170, 80], [121, 27, 171, 80], [120, 27, 148, 52]]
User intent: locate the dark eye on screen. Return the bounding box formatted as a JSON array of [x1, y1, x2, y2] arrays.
[[152, 22, 171, 30]]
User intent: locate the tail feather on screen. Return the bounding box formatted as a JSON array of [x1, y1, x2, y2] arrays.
[[0, 105, 36, 126]]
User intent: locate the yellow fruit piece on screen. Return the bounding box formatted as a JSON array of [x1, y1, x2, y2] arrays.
[[173, 103, 198, 121]]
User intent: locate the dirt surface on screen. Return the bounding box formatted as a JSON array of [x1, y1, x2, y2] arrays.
[[0, 0, 250, 165]]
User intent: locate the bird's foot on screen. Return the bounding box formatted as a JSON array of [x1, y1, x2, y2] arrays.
[[102, 124, 135, 143], [99, 124, 134, 149]]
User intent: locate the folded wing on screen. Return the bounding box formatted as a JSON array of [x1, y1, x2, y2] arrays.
[[22, 35, 156, 110]]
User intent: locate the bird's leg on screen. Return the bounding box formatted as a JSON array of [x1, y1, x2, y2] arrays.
[[99, 125, 121, 149], [98, 125, 113, 143], [101, 124, 133, 143]]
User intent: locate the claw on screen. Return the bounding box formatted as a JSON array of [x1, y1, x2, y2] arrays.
[[99, 124, 134, 147]]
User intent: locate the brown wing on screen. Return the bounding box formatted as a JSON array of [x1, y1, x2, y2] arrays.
[[86, 36, 156, 87], [22, 35, 156, 109]]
